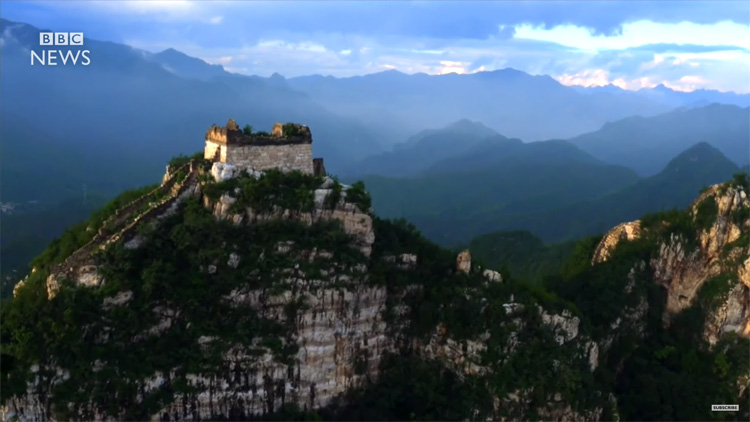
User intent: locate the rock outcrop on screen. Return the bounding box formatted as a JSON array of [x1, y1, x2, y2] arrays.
[[592, 183, 750, 345], [456, 249, 471, 274]]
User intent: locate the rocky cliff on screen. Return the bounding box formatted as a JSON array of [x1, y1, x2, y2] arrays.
[[2, 159, 607, 421], [4, 155, 748, 421], [574, 179, 750, 420], [591, 183, 749, 345]]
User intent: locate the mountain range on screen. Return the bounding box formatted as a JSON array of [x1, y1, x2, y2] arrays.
[[2, 17, 748, 205], [568, 103, 750, 175], [361, 138, 741, 247], [346, 104, 749, 179]]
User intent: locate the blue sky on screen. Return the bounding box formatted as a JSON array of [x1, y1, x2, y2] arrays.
[[3, 1, 749, 93]]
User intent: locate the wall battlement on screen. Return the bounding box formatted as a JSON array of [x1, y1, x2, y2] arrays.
[[205, 119, 312, 147], [205, 118, 320, 175]]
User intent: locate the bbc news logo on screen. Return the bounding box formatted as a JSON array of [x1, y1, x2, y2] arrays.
[[712, 404, 739, 412], [31, 32, 91, 66]]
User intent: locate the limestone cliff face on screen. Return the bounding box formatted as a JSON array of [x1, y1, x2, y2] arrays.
[[5, 162, 385, 421], [591, 184, 750, 345]]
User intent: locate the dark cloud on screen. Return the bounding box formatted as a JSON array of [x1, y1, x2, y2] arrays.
[[216, 2, 749, 40], [3, 1, 748, 49]]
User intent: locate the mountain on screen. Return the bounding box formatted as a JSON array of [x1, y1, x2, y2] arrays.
[[342, 119, 504, 177], [362, 142, 740, 247], [145, 48, 229, 81], [569, 103, 750, 176], [489, 142, 742, 242], [360, 139, 639, 246], [573, 83, 750, 108], [469, 144, 744, 282], [635, 83, 750, 108], [2, 151, 748, 420], [421, 136, 601, 175], [0, 153, 604, 420], [288, 68, 675, 145], [0, 18, 384, 204]]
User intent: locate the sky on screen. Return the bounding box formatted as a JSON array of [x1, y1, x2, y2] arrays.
[[2, 1, 750, 93]]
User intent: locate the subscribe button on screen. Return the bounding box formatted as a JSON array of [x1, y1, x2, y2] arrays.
[[712, 405, 739, 412]]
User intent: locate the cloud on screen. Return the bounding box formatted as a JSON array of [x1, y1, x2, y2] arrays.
[[626, 43, 750, 54], [2, 1, 748, 93], [557, 69, 611, 87], [438, 60, 468, 74], [7, 1, 749, 42]]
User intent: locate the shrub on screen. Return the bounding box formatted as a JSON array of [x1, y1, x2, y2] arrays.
[[282, 123, 301, 137], [346, 181, 371, 212], [694, 196, 718, 231], [731, 172, 748, 190], [325, 180, 343, 209], [243, 124, 253, 136], [168, 152, 204, 169]]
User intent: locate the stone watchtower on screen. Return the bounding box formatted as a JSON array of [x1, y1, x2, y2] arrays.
[[204, 119, 325, 175]]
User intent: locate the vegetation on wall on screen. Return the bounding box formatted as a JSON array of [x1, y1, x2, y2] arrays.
[[282, 123, 301, 138]]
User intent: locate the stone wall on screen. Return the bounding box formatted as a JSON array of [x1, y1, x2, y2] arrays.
[[313, 158, 326, 177], [591, 221, 642, 265], [204, 140, 224, 162], [42, 163, 195, 299], [224, 143, 314, 175]]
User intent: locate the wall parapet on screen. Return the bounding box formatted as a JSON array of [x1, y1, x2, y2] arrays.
[[206, 119, 312, 146]]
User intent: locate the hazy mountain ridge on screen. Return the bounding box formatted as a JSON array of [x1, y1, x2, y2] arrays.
[[341, 119, 508, 177], [287, 68, 676, 144], [569, 103, 750, 175], [364, 142, 741, 246], [571, 83, 750, 108]]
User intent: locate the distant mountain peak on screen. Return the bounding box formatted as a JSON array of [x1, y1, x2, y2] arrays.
[[443, 119, 501, 139], [156, 48, 184, 56], [663, 142, 733, 173], [446, 118, 485, 129], [147, 47, 227, 81], [652, 83, 672, 91]]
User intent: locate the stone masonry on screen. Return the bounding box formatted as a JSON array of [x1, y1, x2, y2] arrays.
[[205, 119, 320, 174]]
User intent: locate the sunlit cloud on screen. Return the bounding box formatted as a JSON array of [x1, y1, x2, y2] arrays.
[[557, 69, 612, 87]]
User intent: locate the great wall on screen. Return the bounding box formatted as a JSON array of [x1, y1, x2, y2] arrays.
[[17, 120, 328, 299], [590, 220, 642, 265], [41, 161, 202, 298], [204, 120, 318, 175]]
